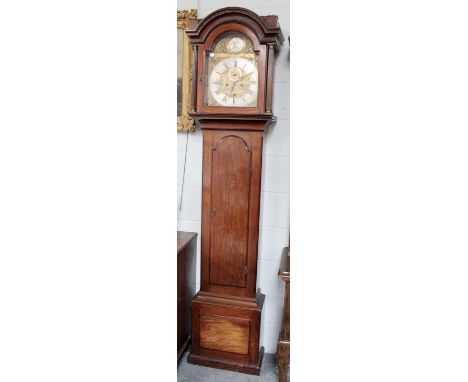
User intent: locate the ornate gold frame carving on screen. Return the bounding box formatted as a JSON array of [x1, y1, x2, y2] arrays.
[[177, 9, 197, 132]]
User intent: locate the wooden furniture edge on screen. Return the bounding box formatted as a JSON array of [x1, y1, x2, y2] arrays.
[[278, 246, 290, 281], [177, 231, 198, 254], [177, 335, 191, 362], [188, 346, 264, 375], [193, 291, 265, 311]]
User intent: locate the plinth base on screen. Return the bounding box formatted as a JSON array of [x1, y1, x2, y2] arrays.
[[188, 291, 265, 375], [188, 346, 264, 375]]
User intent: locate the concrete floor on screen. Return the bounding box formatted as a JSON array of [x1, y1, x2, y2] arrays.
[[177, 349, 286, 382]]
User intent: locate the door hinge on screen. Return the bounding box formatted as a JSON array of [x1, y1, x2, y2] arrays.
[[244, 265, 248, 275], [249, 168, 253, 177], [211, 208, 216, 217]]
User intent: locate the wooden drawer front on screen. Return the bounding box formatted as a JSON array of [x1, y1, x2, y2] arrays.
[[200, 315, 250, 355]]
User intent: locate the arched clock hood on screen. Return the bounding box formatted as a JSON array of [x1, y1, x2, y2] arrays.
[[186, 7, 284, 121]]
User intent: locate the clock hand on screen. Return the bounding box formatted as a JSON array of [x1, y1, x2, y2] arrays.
[[229, 79, 240, 96], [229, 82, 236, 96]]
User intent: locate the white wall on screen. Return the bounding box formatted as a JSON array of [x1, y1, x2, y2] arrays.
[[177, 0, 290, 354]]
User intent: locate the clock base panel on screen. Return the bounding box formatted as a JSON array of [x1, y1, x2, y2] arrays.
[[188, 291, 264, 375]]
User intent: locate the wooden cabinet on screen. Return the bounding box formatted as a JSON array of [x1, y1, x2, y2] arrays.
[[177, 231, 197, 361]]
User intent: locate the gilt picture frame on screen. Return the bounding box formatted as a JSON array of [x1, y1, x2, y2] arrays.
[[177, 9, 197, 132]]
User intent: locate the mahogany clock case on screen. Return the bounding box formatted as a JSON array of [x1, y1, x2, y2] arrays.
[[185, 7, 284, 375]]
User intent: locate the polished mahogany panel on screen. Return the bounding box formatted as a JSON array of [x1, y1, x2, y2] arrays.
[[200, 315, 250, 354]]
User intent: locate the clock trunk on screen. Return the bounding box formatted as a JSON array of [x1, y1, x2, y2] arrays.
[[200, 128, 263, 298]]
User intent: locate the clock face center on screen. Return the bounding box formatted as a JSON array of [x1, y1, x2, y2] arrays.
[[228, 67, 242, 82]]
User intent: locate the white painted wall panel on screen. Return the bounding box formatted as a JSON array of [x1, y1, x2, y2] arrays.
[[257, 259, 286, 296], [262, 156, 290, 193], [178, 152, 202, 188], [258, 226, 290, 261], [262, 292, 285, 325], [259, 191, 290, 229]]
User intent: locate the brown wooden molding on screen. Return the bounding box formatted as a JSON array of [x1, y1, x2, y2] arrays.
[[186, 7, 284, 50]]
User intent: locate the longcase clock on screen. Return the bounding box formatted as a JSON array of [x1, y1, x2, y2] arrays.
[[186, 7, 283, 375]]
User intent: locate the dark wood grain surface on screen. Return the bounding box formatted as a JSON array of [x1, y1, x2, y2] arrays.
[[177, 231, 197, 361], [177, 231, 197, 254], [200, 128, 263, 298], [209, 134, 251, 288]]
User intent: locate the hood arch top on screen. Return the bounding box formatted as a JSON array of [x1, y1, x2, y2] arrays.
[[186, 7, 284, 51]]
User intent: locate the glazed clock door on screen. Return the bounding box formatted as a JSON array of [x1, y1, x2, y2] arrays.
[[202, 129, 262, 297], [195, 22, 267, 114]]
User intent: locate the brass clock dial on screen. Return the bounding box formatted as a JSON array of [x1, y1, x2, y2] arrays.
[[205, 32, 259, 107], [208, 57, 258, 107]]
